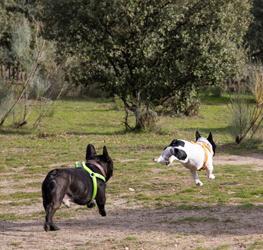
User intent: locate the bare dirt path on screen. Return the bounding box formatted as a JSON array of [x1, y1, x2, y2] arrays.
[[214, 153, 263, 167], [0, 153, 263, 250], [1, 205, 263, 250]]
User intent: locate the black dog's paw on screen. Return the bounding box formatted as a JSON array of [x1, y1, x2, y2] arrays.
[[99, 209, 106, 217], [44, 223, 49, 232], [50, 224, 60, 231], [44, 223, 60, 232], [87, 201, 96, 208]]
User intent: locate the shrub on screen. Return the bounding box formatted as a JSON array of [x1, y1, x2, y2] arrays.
[[229, 64, 263, 143]]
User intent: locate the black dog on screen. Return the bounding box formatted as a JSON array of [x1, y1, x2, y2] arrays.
[[42, 144, 113, 231]]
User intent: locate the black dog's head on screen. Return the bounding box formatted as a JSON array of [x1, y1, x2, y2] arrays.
[[196, 131, 216, 155], [86, 144, 113, 181]]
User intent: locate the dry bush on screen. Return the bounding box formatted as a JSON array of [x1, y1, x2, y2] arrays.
[[229, 65, 263, 144], [0, 19, 67, 129]]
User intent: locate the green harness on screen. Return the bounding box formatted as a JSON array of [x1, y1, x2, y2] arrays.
[[75, 161, 106, 201]]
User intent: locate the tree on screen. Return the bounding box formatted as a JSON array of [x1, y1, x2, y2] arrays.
[[247, 0, 263, 62], [40, 0, 251, 130], [0, 1, 67, 128]]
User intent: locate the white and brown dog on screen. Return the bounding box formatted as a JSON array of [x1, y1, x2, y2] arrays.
[[154, 131, 216, 186]]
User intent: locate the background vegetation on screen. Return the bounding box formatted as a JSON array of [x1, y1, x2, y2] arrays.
[[1, 0, 263, 137], [39, 0, 251, 130], [0, 2, 263, 248]]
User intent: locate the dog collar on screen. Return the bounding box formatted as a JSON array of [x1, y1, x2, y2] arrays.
[[86, 160, 107, 177], [75, 161, 106, 201]]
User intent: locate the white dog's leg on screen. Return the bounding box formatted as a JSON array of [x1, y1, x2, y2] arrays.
[[167, 155, 177, 166], [190, 169, 203, 186], [206, 165, 215, 180]]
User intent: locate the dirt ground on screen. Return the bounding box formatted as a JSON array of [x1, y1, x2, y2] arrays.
[[0, 154, 263, 250]]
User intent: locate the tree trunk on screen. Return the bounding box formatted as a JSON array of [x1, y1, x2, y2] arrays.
[[122, 101, 157, 131], [120, 94, 158, 131]]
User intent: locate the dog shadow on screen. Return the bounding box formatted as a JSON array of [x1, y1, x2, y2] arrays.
[[1, 205, 262, 236]]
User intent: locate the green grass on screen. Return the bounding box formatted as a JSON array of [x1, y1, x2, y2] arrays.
[[214, 245, 232, 250], [9, 242, 23, 248], [0, 211, 44, 221], [194, 247, 209, 250], [0, 96, 262, 222], [247, 240, 263, 250]]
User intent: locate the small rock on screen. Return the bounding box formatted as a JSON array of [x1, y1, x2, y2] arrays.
[[129, 188, 135, 192]]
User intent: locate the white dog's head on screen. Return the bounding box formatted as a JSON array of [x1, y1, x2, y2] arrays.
[[154, 146, 174, 165]]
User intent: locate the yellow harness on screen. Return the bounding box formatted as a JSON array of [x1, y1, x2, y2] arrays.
[[191, 141, 212, 170]]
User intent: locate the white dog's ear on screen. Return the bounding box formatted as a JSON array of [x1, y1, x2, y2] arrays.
[[195, 131, 201, 141], [207, 132, 213, 141]]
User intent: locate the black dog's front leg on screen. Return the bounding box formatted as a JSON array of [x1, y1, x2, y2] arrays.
[[96, 183, 106, 216]]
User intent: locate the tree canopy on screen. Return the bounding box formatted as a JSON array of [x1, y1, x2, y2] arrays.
[[0, 1, 66, 128], [247, 0, 263, 62], [4, 0, 252, 130]]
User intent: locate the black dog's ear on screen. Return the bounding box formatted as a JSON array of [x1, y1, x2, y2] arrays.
[[195, 131, 201, 141], [207, 132, 213, 142], [86, 144, 97, 160], [103, 146, 109, 159]]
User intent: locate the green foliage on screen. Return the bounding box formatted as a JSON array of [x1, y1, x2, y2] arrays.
[[40, 0, 251, 129], [0, 1, 68, 128], [11, 18, 32, 68], [164, 0, 251, 83], [207, 86, 223, 97], [0, 0, 37, 65], [247, 0, 263, 62], [228, 64, 263, 144], [158, 87, 200, 116]]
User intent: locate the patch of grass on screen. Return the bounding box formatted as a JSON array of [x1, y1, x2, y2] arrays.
[[0, 210, 44, 221], [0, 97, 263, 224], [8, 191, 40, 200], [238, 203, 256, 209], [194, 247, 209, 250], [0, 200, 36, 207], [9, 242, 23, 248], [123, 235, 138, 241], [247, 240, 263, 250], [117, 235, 142, 250], [214, 245, 232, 250], [110, 162, 263, 207], [0, 213, 23, 221], [19, 181, 42, 189]]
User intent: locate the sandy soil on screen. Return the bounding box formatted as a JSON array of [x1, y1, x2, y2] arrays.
[[214, 153, 263, 167], [0, 154, 263, 250]]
